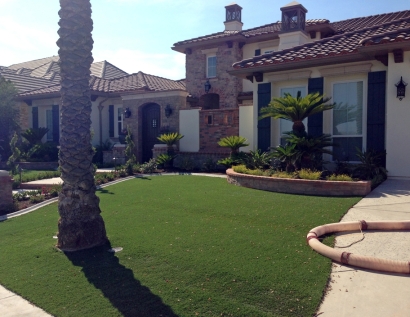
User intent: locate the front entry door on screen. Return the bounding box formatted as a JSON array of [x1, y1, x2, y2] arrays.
[[142, 103, 160, 163]]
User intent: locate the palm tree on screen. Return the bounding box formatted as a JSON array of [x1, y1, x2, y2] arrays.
[[56, 0, 107, 251], [259, 92, 334, 137]]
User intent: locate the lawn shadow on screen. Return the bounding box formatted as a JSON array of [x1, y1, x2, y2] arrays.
[[64, 242, 178, 317], [97, 188, 115, 195]]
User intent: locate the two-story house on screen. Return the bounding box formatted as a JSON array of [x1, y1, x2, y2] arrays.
[[174, 1, 410, 177]]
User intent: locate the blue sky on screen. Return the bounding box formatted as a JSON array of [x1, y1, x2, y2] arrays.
[[0, 0, 409, 80]]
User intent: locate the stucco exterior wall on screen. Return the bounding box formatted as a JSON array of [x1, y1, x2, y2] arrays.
[[386, 51, 410, 178], [239, 105, 254, 151], [179, 109, 200, 152]]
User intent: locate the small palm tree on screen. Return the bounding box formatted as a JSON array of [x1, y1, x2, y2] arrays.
[[218, 136, 249, 156], [157, 132, 184, 155], [259, 92, 334, 137]]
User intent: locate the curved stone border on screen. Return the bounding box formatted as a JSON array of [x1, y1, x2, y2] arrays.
[[226, 168, 371, 196]]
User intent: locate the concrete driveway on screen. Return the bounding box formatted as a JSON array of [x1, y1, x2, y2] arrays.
[[317, 178, 410, 317]]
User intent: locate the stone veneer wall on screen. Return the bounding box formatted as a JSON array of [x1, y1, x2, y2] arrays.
[[226, 169, 372, 197], [0, 170, 13, 214], [199, 108, 239, 152], [173, 152, 228, 171], [18, 102, 30, 131], [185, 41, 243, 152], [186, 42, 243, 109], [122, 94, 187, 163]]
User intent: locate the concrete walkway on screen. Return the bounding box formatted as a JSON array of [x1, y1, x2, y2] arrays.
[[317, 178, 410, 317], [2, 176, 410, 316]]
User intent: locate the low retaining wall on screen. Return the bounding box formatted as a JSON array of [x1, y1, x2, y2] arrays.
[[226, 169, 371, 197], [174, 152, 228, 171]]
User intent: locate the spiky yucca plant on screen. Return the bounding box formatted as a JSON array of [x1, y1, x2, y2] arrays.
[[157, 132, 184, 146], [217, 136, 249, 156]]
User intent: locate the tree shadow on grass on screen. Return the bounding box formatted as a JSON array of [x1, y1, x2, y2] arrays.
[[97, 188, 115, 195], [65, 242, 178, 317]]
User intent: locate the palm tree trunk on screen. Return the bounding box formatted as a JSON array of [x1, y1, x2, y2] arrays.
[[56, 0, 107, 251]]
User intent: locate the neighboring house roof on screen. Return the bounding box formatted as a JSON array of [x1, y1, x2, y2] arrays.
[[0, 56, 129, 93], [0, 68, 59, 92], [109, 72, 186, 93], [17, 72, 186, 100], [7, 56, 60, 71], [90, 60, 129, 79], [231, 11, 410, 74]]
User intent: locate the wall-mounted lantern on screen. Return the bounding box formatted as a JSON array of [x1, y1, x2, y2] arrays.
[[395, 76, 407, 101], [204, 80, 212, 94], [124, 107, 131, 118], [165, 104, 173, 118]]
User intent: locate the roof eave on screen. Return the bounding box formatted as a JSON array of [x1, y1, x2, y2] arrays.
[[172, 34, 246, 53], [228, 52, 370, 79]]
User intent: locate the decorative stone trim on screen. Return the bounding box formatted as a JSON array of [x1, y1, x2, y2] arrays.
[[265, 70, 312, 82], [226, 169, 371, 197], [319, 63, 372, 77]]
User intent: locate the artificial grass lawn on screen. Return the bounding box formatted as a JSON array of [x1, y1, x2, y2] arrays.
[[0, 176, 361, 317]]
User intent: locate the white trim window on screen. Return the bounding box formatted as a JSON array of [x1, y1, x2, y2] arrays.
[[279, 86, 307, 144], [207, 55, 217, 78], [332, 81, 364, 161]]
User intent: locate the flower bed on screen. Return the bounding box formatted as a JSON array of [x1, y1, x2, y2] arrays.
[[226, 168, 371, 196]]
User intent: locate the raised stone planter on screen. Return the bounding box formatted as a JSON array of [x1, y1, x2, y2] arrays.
[[226, 168, 371, 197]]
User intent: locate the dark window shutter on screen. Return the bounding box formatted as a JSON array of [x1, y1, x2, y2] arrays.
[[255, 49, 261, 56], [109, 105, 114, 137], [367, 71, 386, 162], [32, 107, 38, 129], [258, 83, 271, 151], [52, 105, 59, 143], [307, 77, 324, 137]]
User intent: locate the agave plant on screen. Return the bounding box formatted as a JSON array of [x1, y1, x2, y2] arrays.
[[217, 136, 249, 156]]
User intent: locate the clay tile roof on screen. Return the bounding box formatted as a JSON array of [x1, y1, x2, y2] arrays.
[[173, 30, 241, 46], [0, 70, 58, 93], [173, 19, 330, 47], [360, 27, 410, 46], [7, 56, 60, 71], [233, 15, 410, 70], [17, 72, 186, 98], [109, 72, 186, 93], [331, 10, 410, 33]]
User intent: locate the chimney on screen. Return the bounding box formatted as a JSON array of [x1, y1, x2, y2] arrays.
[[224, 3, 243, 31], [278, 1, 309, 50]]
